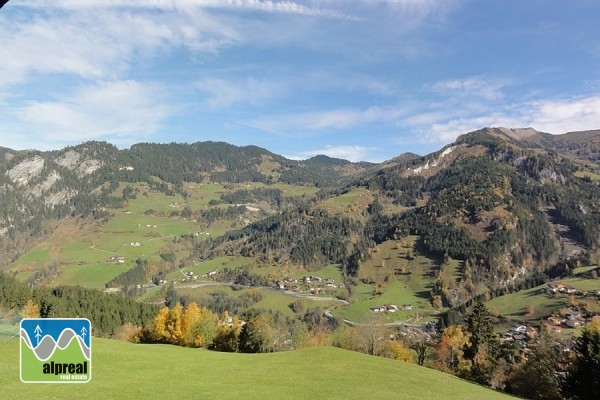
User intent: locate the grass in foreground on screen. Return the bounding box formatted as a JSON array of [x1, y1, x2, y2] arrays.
[[0, 337, 516, 400]]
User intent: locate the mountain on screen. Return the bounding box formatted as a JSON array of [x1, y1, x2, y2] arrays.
[[0, 141, 370, 262], [345, 127, 600, 306], [2, 128, 600, 310]]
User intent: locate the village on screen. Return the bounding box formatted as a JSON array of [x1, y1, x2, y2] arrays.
[[498, 281, 600, 346]]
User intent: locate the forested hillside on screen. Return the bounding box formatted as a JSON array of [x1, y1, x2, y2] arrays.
[[3, 127, 600, 399], [3, 128, 600, 303]]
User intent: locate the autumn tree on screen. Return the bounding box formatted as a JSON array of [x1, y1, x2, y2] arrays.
[[385, 340, 415, 363], [435, 325, 471, 374], [20, 299, 40, 319], [336, 316, 389, 356], [149, 302, 220, 348]]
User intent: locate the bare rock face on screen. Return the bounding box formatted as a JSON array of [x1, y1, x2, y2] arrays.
[[45, 189, 77, 207], [30, 171, 61, 198], [55, 149, 103, 177], [77, 158, 102, 177], [55, 150, 81, 169], [6, 156, 45, 186]]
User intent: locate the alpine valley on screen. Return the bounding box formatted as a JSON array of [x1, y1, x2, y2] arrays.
[[2, 126, 600, 399]]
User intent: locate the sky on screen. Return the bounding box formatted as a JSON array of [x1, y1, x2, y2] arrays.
[[1, 1, 599, 162]]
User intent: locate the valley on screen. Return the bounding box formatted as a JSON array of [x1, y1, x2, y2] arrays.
[[2, 127, 600, 399]]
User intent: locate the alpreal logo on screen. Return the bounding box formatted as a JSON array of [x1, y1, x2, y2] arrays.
[[20, 318, 91, 383]]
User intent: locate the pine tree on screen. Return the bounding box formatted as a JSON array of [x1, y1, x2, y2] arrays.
[[562, 319, 600, 400]]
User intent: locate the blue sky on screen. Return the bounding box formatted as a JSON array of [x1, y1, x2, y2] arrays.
[[1, 0, 599, 162]]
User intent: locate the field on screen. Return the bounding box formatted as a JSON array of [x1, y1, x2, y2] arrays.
[[339, 237, 439, 323], [3, 184, 240, 289], [0, 337, 516, 400], [485, 284, 568, 322]]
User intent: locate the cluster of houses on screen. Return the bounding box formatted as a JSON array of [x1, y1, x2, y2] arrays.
[[545, 309, 588, 331], [369, 304, 413, 313], [500, 325, 538, 343], [274, 276, 343, 293], [179, 271, 198, 283], [547, 282, 578, 295], [500, 308, 594, 344], [107, 255, 125, 264]]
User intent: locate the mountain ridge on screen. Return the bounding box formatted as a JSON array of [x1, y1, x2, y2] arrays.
[[2, 127, 600, 310]]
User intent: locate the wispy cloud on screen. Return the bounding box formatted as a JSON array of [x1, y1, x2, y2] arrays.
[[432, 77, 511, 101], [0, 4, 243, 86], [248, 105, 408, 134], [3, 80, 175, 149], [13, 0, 358, 19], [195, 78, 285, 109]]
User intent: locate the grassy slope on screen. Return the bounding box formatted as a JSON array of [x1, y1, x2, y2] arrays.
[[0, 337, 516, 400], [485, 284, 568, 322]]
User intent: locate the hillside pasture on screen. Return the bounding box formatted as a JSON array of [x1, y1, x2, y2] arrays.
[[321, 187, 373, 216], [485, 284, 568, 322], [341, 280, 432, 323], [52, 263, 131, 290], [561, 276, 600, 292], [0, 337, 516, 400]]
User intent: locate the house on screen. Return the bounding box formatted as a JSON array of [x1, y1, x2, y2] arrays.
[[385, 304, 398, 312], [402, 304, 413, 311], [547, 282, 568, 293], [547, 316, 562, 326], [566, 319, 583, 328], [546, 324, 563, 334]]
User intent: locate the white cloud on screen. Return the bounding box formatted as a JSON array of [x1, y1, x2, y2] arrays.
[[3, 80, 174, 149], [287, 145, 378, 162], [399, 95, 600, 145], [195, 78, 285, 109], [432, 77, 510, 101], [529, 96, 600, 133], [248, 105, 408, 134], [13, 0, 357, 19], [0, 5, 240, 86]]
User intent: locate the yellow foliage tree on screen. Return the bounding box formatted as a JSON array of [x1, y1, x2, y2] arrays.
[[435, 325, 471, 374], [152, 307, 171, 342], [181, 302, 201, 345], [21, 299, 40, 319], [166, 303, 184, 344], [387, 340, 415, 363]]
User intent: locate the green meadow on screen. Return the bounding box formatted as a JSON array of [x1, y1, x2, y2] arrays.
[[485, 284, 568, 321], [0, 337, 516, 400]]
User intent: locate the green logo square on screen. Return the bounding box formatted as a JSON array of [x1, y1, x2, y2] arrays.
[[20, 318, 92, 383]]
